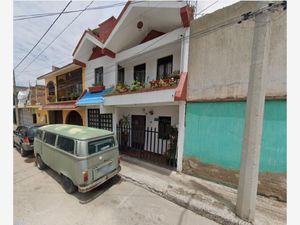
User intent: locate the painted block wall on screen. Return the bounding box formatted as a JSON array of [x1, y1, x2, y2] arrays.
[[183, 100, 286, 200], [184, 100, 286, 173]]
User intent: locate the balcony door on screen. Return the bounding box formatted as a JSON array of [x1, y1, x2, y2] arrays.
[[134, 63, 146, 84]]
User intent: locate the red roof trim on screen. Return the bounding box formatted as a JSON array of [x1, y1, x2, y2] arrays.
[[175, 72, 188, 101], [180, 6, 193, 27], [140, 30, 165, 44], [88, 47, 105, 61], [102, 48, 116, 58], [73, 59, 86, 68]]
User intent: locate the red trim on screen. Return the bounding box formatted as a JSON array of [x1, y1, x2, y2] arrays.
[[140, 30, 165, 44], [174, 72, 188, 101], [72, 30, 88, 56], [89, 47, 105, 61], [73, 59, 86, 68], [102, 48, 115, 58], [180, 6, 193, 27], [116, 1, 131, 22], [88, 47, 115, 60], [98, 16, 117, 43]]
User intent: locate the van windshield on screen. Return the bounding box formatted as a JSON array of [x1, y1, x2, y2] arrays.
[[88, 137, 115, 155]]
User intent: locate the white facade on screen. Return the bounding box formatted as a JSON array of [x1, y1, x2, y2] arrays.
[[85, 56, 116, 88], [73, 1, 191, 171]]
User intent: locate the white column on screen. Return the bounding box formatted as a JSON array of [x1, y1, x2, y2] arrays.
[[176, 101, 186, 172], [180, 27, 190, 73], [113, 107, 119, 134], [236, 7, 271, 222]]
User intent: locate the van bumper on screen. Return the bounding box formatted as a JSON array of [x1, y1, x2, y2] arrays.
[[78, 166, 121, 193]]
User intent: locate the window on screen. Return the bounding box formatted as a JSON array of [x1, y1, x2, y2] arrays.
[[57, 136, 74, 154], [56, 68, 82, 101], [88, 109, 100, 128], [20, 127, 28, 137], [158, 117, 171, 139], [134, 63, 146, 84], [35, 130, 43, 140], [118, 66, 125, 84], [95, 67, 103, 85], [43, 132, 56, 146], [157, 55, 173, 79], [88, 137, 115, 155], [99, 113, 113, 131]]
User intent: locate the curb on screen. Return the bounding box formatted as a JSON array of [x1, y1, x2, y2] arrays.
[[119, 172, 250, 225]]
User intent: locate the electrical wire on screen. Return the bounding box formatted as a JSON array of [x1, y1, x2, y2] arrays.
[[14, 1, 145, 21], [18, 1, 95, 74], [14, 1, 72, 70]]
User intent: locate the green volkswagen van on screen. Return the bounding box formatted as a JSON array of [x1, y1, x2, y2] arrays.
[[34, 124, 121, 193]]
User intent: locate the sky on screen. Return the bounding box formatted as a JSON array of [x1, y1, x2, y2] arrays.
[[13, 0, 239, 87]]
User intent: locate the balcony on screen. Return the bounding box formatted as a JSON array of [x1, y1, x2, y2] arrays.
[[103, 73, 185, 106]]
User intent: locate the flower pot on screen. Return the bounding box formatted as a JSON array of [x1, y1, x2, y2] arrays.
[[89, 85, 105, 93]]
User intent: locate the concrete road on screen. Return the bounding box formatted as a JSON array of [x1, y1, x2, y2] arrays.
[[14, 149, 218, 225]]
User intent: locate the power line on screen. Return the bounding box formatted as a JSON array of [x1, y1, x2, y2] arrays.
[[14, 1, 144, 21], [19, 1, 94, 74], [14, 1, 72, 70]]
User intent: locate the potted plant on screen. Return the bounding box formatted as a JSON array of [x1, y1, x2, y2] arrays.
[[89, 81, 105, 93], [165, 126, 178, 167]]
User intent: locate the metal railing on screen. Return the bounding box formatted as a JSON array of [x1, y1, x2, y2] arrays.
[[116, 125, 177, 168]]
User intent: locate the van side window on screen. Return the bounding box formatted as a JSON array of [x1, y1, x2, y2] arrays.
[[35, 130, 43, 140], [44, 132, 56, 146], [57, 136, 74, 154], [88, 137, 115, 155]]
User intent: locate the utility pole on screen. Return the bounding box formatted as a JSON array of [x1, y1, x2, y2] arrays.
[[236, 3, 271, 222], [13, 70, 20, 126]]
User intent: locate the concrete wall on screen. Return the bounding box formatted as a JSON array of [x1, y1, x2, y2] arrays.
[[120, 42, 181, 85], [183, 100, 286, 201], [187, 2, 286, 101], [85, 56, 116, 89]]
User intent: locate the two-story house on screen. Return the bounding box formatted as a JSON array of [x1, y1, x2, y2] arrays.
[[73, 1, 193, 170], [37, 63, 86, 125]]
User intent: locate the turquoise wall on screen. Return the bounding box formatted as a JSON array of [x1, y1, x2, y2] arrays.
[[184, 100, 286, 173]]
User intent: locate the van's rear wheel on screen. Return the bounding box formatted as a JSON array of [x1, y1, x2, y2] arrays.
[[62, 176, 77, 194], [36, 155, 46, 170]]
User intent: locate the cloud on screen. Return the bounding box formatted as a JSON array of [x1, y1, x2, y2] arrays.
[[14, 0, 125, 86]]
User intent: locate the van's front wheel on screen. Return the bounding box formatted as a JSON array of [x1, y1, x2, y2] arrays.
[[62, 176, 77, 194], [36, 155, 46, 170]]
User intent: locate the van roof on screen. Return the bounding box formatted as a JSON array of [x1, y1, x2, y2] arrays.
[[39, 124, 113, 140]]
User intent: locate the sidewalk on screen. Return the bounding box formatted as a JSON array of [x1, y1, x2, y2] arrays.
[[119, 155, 286, 225]]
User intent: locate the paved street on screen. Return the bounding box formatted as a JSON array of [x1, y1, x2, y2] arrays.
[[13, 149, 218, 225]]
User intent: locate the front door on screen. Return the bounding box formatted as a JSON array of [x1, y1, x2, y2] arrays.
[[131, 115, 146, 150]]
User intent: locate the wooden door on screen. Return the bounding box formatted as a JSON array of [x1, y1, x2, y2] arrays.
[[131, 115, 146, 150]]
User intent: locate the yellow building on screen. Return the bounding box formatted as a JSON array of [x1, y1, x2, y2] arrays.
[[37, 63, 87, 126]]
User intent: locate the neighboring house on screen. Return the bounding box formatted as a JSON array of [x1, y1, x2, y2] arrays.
[[15, 85, 46, 125], [36, 63, 86, 126], [73, 1, 193, 169], [183, 2, 286, 201]]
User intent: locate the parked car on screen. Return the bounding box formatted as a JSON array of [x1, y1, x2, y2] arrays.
[[34, 124, 121, 194], [13, 124, 43, 157]]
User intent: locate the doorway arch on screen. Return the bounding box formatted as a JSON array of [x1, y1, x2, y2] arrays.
[[66, 110, 83, 126]]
